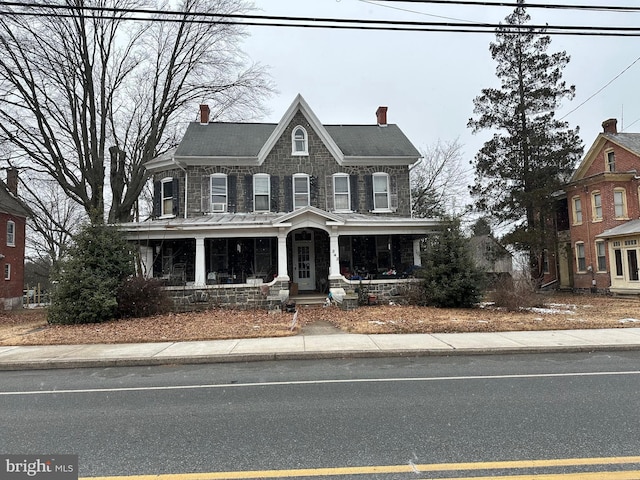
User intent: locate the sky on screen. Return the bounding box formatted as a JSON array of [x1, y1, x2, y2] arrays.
[[239, 0, 640, 190]]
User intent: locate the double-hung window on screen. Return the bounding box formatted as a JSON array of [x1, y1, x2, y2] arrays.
[[293, 174, 310, 209], [210, 174, 228, 212], [6, 220, 15, 247], [606, 151, 616, 172], [592, 192, 602, 221], [614, 189, 627, 219], [333, 174, 351, 212], [254, 174, 270, 212], [576, 243, 586, 272], [4, 263, 9, 281], [572, 197, 582, 225], [372, 173, 390, 211], [596, 241, 607, 272], [161, 178, 174, 217]]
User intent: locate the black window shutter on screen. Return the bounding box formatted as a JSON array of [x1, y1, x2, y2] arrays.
[[325, 175, 334, 211], [244, 175, 253, 212], [172, 178, 180, 216], [152, 180, 161, 218], [284, 175, 293, 212], [310, 175, 318, 207], [201, 175, 210, 214], [228, 175, 237, 213], [270, 176, 280, 212], [350, 174, 359, 212], [364, 174, 373, 212]]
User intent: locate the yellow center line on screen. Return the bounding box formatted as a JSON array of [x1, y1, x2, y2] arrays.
[[80, 456, 640, 480]]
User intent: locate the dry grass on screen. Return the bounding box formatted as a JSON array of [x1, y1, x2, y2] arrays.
[[1, 293, 639, 346]]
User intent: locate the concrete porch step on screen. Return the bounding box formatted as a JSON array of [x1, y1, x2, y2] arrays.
[[291, 293, 328, 306]]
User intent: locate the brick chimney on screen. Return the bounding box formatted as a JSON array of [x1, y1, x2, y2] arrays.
[[199, 104, 210, 125], [602, 118, 617, 134], [376, 106, 388, 127], [6, 167, 17, 195]]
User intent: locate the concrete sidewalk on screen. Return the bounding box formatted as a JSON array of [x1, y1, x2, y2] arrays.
[[2, 327, 640, 371]]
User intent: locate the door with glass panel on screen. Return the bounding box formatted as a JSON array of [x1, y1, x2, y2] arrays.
[[292, 230, 315, 291]]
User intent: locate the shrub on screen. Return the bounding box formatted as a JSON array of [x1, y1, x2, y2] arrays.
[[48, 223, 136, 324], [117, 276, 172, 318], [489, 275, 542, 311]]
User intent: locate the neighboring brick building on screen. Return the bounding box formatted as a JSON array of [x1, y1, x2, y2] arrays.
[[120, 95, 441, 308], [564, 118, 640, 293], [0, 168, 28, 309]]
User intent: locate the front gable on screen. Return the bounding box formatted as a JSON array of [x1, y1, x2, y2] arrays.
[[572, 133, 640, 182]]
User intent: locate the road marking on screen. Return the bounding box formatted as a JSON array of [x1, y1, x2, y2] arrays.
[[2, 370, 640, 396], [80, 456, 640, 479]]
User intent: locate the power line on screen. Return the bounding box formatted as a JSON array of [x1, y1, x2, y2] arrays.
[[372, 0, 640, 12], [1, 2, 640, 36]]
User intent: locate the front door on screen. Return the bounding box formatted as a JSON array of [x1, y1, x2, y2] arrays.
[[293, 230, 315, 291]]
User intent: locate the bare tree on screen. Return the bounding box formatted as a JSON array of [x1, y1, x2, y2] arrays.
[[0, 0, 273, 224], [411, 139, 470, 218]]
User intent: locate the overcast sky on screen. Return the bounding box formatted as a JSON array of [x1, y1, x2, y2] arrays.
[[240, 0, 640, 186]]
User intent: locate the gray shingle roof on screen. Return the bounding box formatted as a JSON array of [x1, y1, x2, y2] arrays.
[[174, 122, 420, 158], [597, 219, 640, 238], [603, 133, 640, 155]]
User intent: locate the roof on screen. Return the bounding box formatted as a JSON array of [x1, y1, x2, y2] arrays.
[[603, 132, 640, 155], [0, 183, 28, 217], [149, 94, 421, 171], [571, 132, 640, 182], [596, 219, 640, 239]]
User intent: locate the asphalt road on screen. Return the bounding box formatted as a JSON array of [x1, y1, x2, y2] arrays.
[[2, 352, 640, 479]]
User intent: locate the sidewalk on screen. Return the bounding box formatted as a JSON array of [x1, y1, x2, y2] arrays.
[[2, 327, 640, 371]]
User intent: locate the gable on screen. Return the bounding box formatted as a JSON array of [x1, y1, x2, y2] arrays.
[[572, 133, 640, 182], [0, 185, 28, 218]]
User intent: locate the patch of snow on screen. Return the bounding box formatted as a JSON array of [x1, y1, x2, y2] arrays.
[[529, 307, 575, 315], [369, 320, 386, 325], [619, 318, 640, 324]]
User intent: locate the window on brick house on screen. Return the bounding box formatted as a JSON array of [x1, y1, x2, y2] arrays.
[[596, 241, 607, 272], [7, 220, 15, 247], [4, 263, 9, 280], [576, 242, 586, 272], [614, 188, 627, 219], [572, 197, 582, 225], [592, 192, 602, 221], [606, 150, 616, 172]]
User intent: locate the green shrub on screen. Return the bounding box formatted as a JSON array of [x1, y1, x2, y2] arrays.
[[117, 276, 172, 318], [48, 223, 135, 325]]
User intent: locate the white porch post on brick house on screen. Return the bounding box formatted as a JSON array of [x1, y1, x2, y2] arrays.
[[195, 235, 206, 286], [413, 239, 422, 266], [276, 227, 290, 281], [329, 227, 340, 278]]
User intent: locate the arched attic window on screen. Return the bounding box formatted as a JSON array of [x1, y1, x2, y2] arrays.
[[292, 126, 308, 155]]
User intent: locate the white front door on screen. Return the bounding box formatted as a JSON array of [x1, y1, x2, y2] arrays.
[[293, 230, 315, 291]]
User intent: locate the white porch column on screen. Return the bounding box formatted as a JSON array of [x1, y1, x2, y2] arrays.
[[329, 227, 340, 278], [139, 246, 154, 278], [195, 235, 206, 286], [276, 228, 290, 281], [413, 239, 422, 266]]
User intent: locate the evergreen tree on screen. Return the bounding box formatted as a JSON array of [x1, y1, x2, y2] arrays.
[[468, 1, 583, 278], [48, 224, 135, 324], [420, 218, 484, 308]]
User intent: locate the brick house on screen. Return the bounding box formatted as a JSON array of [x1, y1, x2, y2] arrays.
[[0, 168, 28, 309], [564, 118, 640, 294], [120, 95, 441, 308]]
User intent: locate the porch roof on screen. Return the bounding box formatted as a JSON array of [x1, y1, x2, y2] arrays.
[[596, 219, 640, 239]]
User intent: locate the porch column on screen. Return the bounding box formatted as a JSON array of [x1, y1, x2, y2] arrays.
[[413, 239, 422, 266], [195, 235, 206, 286], [329, 227, 340, 278], [276, 228, 290, 281]]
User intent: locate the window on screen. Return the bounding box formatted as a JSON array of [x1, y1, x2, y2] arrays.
[[542, 249, 550, 274], [615, 249, 624, 276], [161, 178, 174, 217], [254, 174, 270, 212], [372, 173, 390, 211], [4, 263, 9, 281], [614, 188, 627, 219], [292, 126, 308, 155], [6, 220, 15, 247], [210, 174, 228, 212], [596, 241, 607, 272], [333, 174, 351, 211], [592, 192, 602, 221], [606, 150, 615, 172], [572, 196, 582, 225], [293, 174, 310, 209], [576, 243, 586, 272]]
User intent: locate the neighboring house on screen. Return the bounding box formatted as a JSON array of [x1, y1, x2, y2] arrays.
[[469, 235, 513, 282], [120, 95, 441, 308], [564, 118, 640, 294], [0, 168, 28, 309]]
